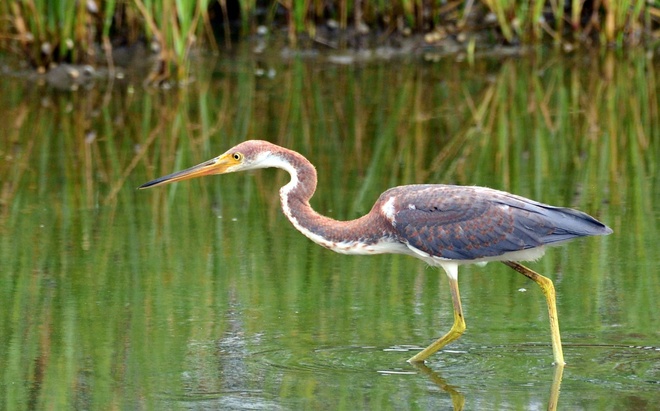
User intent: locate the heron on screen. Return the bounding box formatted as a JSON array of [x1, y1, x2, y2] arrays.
[[139, 140, 612, 364]]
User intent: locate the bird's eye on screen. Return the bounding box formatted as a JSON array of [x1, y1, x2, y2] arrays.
[[232, 153, 243, 161]]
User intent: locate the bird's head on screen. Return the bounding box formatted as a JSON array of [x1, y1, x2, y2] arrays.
[[139, 140, 278, 189]]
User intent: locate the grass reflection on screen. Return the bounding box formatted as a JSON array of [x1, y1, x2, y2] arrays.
[[0, 49, 658, 409]]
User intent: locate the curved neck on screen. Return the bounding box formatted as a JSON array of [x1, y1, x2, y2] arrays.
[[269, 147, 389, 254]]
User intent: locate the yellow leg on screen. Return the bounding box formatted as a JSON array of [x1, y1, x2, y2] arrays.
[[408, 277, 466, 363], [503, 261, 566, 366]]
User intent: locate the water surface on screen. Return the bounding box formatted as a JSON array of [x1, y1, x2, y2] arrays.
[[1, 48, 659, 410]]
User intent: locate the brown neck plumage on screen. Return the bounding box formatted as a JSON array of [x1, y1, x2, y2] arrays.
[[273, 146, 388, 249]]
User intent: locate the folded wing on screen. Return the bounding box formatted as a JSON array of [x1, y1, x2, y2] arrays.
[[384, 185, 611, 261]]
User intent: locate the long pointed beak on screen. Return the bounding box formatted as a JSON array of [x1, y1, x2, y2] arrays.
[[139, 153, 236, 189]]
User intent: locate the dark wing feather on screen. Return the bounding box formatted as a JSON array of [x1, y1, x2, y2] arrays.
[[384, 185, 610, 260]]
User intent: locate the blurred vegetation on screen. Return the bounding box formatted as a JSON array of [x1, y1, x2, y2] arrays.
[[0, 0, 659, 83]]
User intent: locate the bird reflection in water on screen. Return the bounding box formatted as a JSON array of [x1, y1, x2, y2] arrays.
[[410, 362, 564, 411]]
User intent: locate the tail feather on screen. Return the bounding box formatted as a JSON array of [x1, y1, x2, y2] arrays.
[[534, 205, 612, 245]]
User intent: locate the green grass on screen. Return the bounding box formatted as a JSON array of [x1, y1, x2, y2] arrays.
[[1, 1, 659, 82]]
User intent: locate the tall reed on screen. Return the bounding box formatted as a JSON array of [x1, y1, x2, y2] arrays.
[[2, 0, 97, 70], [0, 1, 658, 81]]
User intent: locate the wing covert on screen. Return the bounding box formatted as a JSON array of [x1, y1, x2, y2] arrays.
[[384, 185, 560, 260]]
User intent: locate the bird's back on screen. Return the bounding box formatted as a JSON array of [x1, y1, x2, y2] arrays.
[[376, 184, 611, 262]]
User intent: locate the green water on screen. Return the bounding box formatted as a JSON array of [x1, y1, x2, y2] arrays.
[[1, 48, 659, 410]]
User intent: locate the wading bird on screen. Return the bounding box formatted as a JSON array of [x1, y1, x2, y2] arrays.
[[140, 140, 612, 364]]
